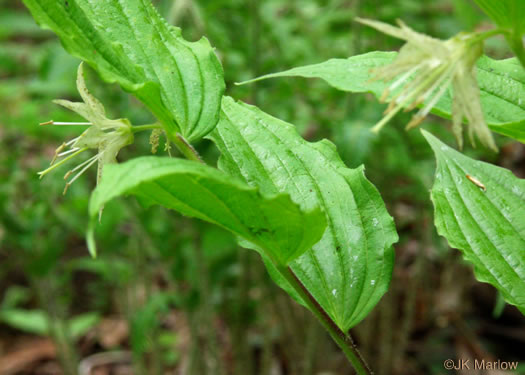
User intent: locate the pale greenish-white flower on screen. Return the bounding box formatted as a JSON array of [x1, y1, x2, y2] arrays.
[[357, 18, 497, 151], [38, 63, 133, 193]]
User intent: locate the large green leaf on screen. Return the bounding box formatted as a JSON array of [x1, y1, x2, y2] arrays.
[[242, 52, 525, 143], [473, 0, 525, 67], [88, 157, 326, 266], [209, 96, 398, 331], [474, 0, 525, 34], [423, 130, 525, 314], [23, 0, 225, 142]]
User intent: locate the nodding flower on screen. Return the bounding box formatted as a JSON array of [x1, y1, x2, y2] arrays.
[[356, 18, 497, 152], [38, 63, 133, 194]]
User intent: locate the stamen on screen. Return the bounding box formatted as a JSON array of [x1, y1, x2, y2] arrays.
[[64, 154, 99, 180], [66, 136, 81, 147], [389, 71, 429, 108], [57, 147, 80, 157], [374, 69, 443, 133], [419, 78, 452, 118], [388, 64, 421, 92], [384, 73, 426, 114], [404, 96, 426, 112], [384, 99, 398, 115], [394, 63, 447, 112], [52, 121, 92, 125], [38, 147, 89, 179], [385, 73, 425, 113], [40, 120, 92, 126], [372, 102, 405, 133], [405, 63, 455, 112], [50, 143, 67, 165], [406, 78, 452, 130], [66, 156, 98, 186], [379, 89, 390, 103], [405, 114, 425, 129], [63, 155, 99, 195]]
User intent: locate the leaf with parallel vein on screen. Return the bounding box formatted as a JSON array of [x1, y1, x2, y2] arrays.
[[209, 96, 398, 331], [423, 130, 525, 314], [242, 52, 525, 143], [88, 157, 326, 266], [23, 0, 225, 142]]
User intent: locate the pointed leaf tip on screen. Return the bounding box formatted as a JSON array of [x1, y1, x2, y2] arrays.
[[86, 225, 97, 258], [88, 157, 326, 266], [424, 129, 525, 312]]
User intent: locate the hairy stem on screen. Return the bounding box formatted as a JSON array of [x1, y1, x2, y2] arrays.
[[275, 265, 373, 375]]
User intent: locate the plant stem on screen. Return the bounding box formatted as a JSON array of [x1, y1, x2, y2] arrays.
[[303, 315, 320, 375], [193, 232, 224, 375], [169, 126, 372, 373], [125, 240, 147, 375], [504, 33, 525, 68], [275, 265, 373, 375], [378, 291, 393, 375], [250, 0, 260, 105], [169, 132, 204, 163], [393, 216, 428, 372], [473, 27, 505, 43], [233, 249, 254, 375], [32, 276, 78, 375], [131, 123, 162, 133], [188, 315, 206, 375], [38, 147, 89, 178]]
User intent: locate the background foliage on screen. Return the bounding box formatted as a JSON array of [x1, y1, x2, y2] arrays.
[[1, 0, 524, 374]]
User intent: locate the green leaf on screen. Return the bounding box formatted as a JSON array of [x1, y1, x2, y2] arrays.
[[209, 97, 398, 331], [0, 309, 99, 338], [88, 157, 326, 266], [473, 0, 525, 34], [0, 309, 48, 336], [422, 130, 525, 314], [243, 52, 525, 143], [0, 11, 47, 40], [23, 0, 225, 142], [69, 313, 100, 339], [473, 1, 525, 67], [474, 56, 525, 142], [130, 293, 173, 355], [0, 286, 31, 310]]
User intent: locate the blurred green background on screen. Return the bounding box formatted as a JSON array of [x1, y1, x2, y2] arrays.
[[1, 0, 524, 374]]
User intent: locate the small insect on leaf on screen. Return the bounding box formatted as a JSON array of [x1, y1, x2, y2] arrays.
[[466, 174, 486, 191]]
